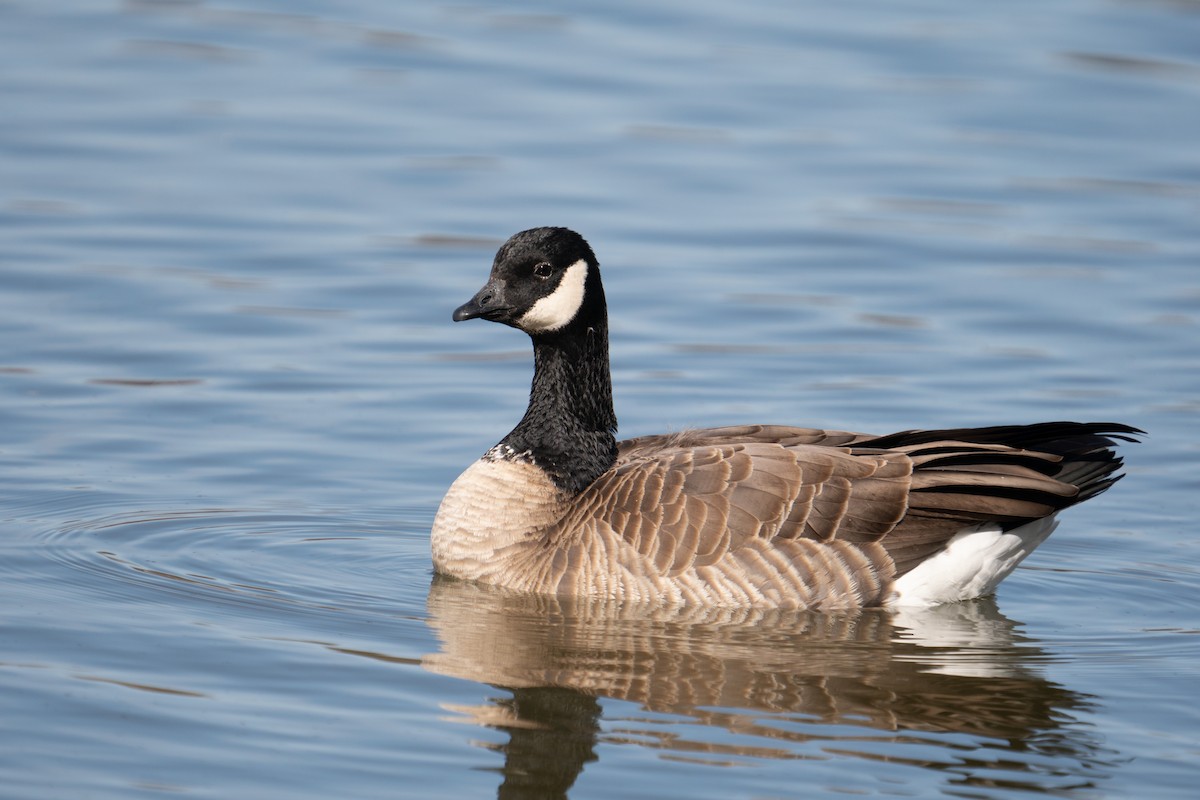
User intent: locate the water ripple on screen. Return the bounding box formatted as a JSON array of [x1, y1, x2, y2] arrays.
[[13, 503, 431, 627]]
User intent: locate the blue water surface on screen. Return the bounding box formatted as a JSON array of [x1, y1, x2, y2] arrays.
[[2, 1, 1198, 798]]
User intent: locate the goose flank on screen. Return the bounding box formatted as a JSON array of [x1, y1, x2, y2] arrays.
[[432, 227, 1141, 609]]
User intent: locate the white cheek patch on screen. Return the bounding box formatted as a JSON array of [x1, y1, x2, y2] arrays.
[[517, 259, 588, 333]]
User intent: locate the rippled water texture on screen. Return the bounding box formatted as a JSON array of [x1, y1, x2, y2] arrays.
[[2, 1, 1198, 798]]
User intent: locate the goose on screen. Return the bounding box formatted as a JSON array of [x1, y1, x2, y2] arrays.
[[432, 227, 1140, 609]]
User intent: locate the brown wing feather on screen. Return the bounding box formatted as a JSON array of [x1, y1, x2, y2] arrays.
[[859, 423, 1139, 575], [582, 432, 913, 577], [551, 422, 1136, 600]]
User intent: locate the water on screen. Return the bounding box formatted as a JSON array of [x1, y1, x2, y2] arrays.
[[2, 0, 1198, 797]]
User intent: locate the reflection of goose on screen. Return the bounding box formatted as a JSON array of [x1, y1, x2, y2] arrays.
[[434, 227, 1139, 608], [422, 576, 1112, 797]]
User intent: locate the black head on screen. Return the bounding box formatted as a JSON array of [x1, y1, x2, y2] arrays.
[[452, 227, 605, 335]]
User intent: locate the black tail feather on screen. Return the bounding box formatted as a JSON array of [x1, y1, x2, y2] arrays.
[[860, 421, 1144, 454]]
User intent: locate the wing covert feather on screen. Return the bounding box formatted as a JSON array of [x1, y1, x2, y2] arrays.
[[538, 423, 1130, 596], [575, 438, 914, 576]]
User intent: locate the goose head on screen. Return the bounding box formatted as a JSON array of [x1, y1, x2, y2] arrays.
[[453, 227, 605, 336]]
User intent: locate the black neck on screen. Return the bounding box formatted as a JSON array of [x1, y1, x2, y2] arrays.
[[499, 316, 618, 495]]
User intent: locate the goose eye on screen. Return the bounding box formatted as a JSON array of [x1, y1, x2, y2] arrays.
[[533, 262, 553, 278]]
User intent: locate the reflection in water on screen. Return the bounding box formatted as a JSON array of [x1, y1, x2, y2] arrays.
[[423, 577, 1115, 798]]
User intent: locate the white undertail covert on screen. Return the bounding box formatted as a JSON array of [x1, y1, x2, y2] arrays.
[[890, 517, 1059, 607]]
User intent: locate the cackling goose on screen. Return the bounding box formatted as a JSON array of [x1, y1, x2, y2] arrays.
[[432, 227, 1140, 609]]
